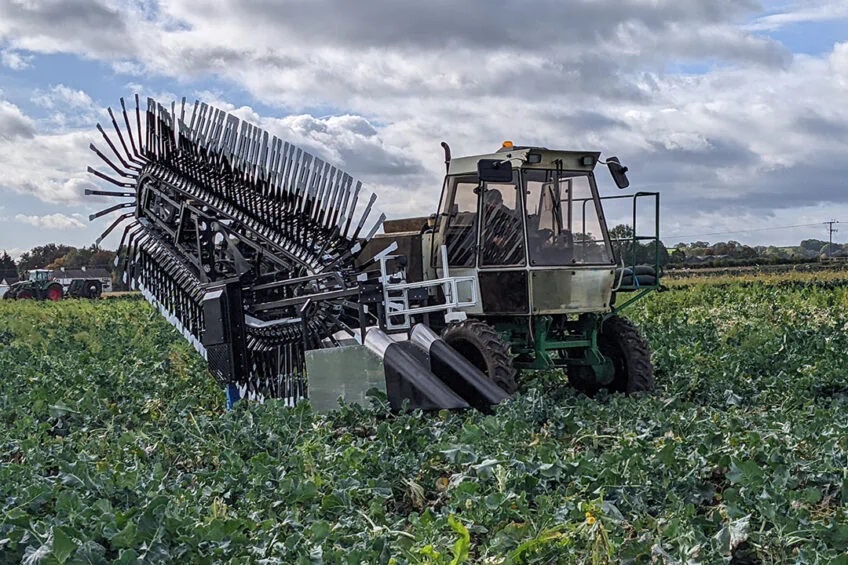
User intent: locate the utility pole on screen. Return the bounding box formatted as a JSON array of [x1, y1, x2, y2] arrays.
[[824, 219, 839, 256]]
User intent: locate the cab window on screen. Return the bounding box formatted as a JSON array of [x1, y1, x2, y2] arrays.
[[435, 175, 479, 267]]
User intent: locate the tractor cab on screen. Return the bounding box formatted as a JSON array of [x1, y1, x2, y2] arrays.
[[431, 142, 661, 317], [28, 269, 51, 283]]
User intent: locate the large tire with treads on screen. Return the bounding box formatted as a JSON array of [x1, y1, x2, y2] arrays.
[[442, 320, 518, 393], [570, 315, 654, 394], [86, 280, 103, 299]]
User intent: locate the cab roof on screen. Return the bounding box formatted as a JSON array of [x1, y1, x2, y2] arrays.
[[448, 147, 602, 176]]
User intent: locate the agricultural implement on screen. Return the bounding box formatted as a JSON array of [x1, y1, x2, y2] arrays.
[[4, 270, 65, 301], [86, 96, 662, 410]]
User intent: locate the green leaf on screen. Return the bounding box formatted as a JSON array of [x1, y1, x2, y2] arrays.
[[51, 527, 76, 564], [448, 515, 470, 565], [111, 522, 137, 549]]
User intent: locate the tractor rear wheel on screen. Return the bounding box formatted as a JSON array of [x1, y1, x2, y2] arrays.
[[569, 315, 654, 395], [46, 284, 63, 301], [442, 320, 518, 393], [86, 281, 102, 299]]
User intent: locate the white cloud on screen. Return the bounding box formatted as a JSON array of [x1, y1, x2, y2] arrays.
[[0, 48, 31, 69], [15, 213, 86, 230], [0, 99, 35, 140], [0, 95, 94, 204], [0, 0, 847, 249], [748, 1, 848, 31], [33, 84, 96, 110]]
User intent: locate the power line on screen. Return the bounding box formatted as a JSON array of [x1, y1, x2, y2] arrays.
[[665, 222, 823, 241]]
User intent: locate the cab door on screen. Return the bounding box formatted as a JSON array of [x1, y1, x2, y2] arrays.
[[432, 174, 482, 313]]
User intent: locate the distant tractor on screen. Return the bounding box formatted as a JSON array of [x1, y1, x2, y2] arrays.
[[4, 270, 64, 301]]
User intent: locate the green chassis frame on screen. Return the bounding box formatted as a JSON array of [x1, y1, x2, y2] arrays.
[[491, 192, 661, 385]]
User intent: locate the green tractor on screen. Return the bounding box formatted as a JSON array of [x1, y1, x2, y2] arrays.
[[360, 141, 662, 395], [4, 269, 65, 301]]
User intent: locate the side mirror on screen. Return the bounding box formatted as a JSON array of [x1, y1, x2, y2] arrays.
[[606, 156, 630, 189], [477, 159, 513, 183]]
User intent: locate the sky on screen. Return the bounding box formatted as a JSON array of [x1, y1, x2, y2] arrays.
[[0, 0, 847, 259]]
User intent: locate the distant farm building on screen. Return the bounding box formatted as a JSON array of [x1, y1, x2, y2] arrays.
[[50, 267, 112, 293]]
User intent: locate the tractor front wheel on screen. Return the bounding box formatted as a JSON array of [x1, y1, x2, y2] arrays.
[[47, 284, 64, 301], [569, 315, 654, 395], [17, 289, 33, 299], [442, 320, 518, 393]]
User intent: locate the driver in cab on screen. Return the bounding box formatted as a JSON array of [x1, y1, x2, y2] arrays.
[[481, 188, 524, 265]]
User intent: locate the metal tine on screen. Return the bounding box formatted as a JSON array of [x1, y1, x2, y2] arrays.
[[340, 178, 361, 234], [89, 143, 135, 179], [148, 99, 159, 159], [106, 107, 138, 168], [311, 160, 332, 227], [194, 103, 209, 151], [257, 131, 270, 187], [303, 156, 323, 220], [322, 170, 342, 229], [251, 128, 267, 186], [280, 142, 296, 206], [134, 94, 145, 159], [96, 123, 137, 175], [210, 109, 226, 156], [270, 140, 290, 231], [171, 100, 177, 149], [318, 166, 339, 228], [118, 98, 145, 167], [187, 100, 200, 144], [196, 104, 212, 150], [90, 201, 135, 221], [247, 121, 262, 185], [333, 174, 354, 229], [232, 118, 249, 172], [295, 151, 313, 213], [268, 137, 283, 195], [115, 221, 140, 266], [286, 147, 302, 211], [262, 136, 280, 219], [221, 115, 239, 165], [145, 98, 157, 158], [243, 122, 258, 185], [88, 166, 136, 188], [85, 189, 135, 198], [362, 212, 386, 243], [96, 212, 134, 246], [157, 103, 170, 158], [192, 102, 205, 148]]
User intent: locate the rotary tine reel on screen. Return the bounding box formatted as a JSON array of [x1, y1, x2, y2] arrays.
[[87, 96, 509, 411]]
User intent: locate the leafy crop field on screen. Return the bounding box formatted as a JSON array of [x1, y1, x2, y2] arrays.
[[2, 282, 847, 563]]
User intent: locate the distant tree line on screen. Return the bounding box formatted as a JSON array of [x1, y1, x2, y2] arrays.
[[666, 238, 846, 268], [607, 225, 844, 270]]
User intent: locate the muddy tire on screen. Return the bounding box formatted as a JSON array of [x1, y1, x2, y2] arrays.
[[570, 315, 654, 395], [442, 320, 518, 393]]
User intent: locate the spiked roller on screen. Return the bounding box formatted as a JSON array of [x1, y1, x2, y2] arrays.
[[87, 96, 385, 402]]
